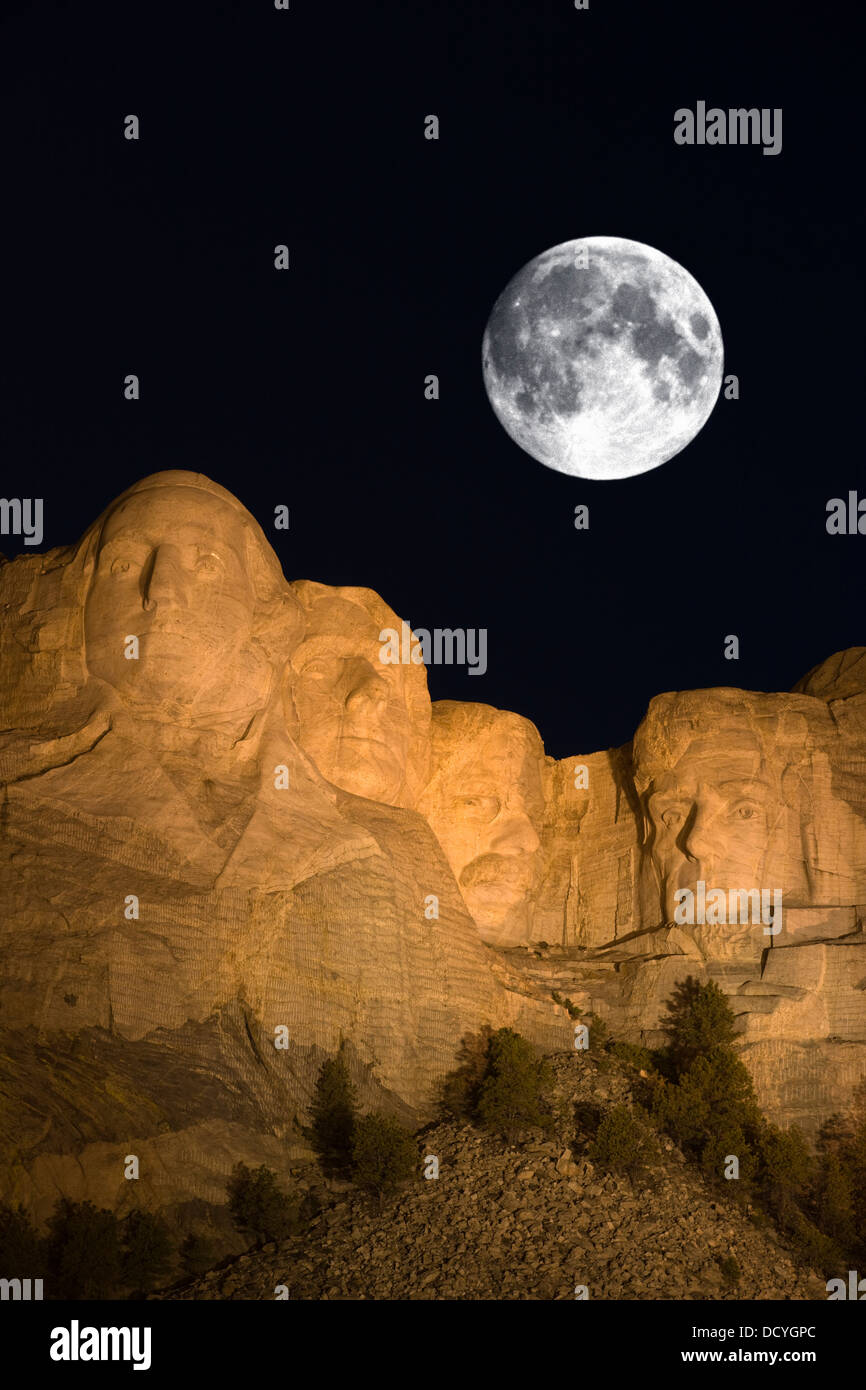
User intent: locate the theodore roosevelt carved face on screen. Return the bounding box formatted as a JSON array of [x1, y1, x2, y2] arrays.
[[418, 701, 545, 946]]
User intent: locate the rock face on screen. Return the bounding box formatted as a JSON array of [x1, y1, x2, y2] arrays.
[[793, 646, 866, 701], [633, 686, 866, 918], [0, 467, 863, 1225], [532, 745, 647, 949], [417, 702, 546, 947], [0, 473, 570, 1222], [523, 678, 866, 1138], [289, 579, 431, 810]]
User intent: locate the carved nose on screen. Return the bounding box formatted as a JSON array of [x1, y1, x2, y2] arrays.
[[345, 667, 389, 715], [681, 803, 715, 864], [142, 545, 187, 612], [488, 812, 540, 856]]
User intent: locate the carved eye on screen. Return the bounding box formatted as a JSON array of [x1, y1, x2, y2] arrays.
[[456, 795, 500, 823], [735, 804, 757, 820], [195, 552, 223, 575], [299, 658, 334, 681], [110, 557, 131, 575], [661, 808, 683, 830]]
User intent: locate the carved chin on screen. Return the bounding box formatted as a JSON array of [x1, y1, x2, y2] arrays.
[[100, 669, 269, 729], [458, 851, 539, 936], [329, 740, 405, 803], [462, 879, 528, 927]]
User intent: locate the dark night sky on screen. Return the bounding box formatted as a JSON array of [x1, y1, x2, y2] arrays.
[[1, 0, 863, 758]]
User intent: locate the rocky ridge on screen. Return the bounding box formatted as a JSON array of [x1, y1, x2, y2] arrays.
[[161, 1053, 827, 1302]]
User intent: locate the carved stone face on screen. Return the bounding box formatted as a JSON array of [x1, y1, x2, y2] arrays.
[[643, 731, 784, 920], [289, 583, 430, 808], [629, 689, 865, 924], [84, 488, 274, 725], [419, 704, 544, 945]]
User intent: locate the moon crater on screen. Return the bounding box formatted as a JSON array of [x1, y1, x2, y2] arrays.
[[482, 237, 724, 480]]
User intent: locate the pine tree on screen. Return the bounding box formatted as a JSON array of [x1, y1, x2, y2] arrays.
[[589, 1105, 656, 1178], [439, 1024, 494, 1120], [660, 976, 737, 1078], [476, 1028, 553, 1140], [814, 1152, 856, 1250], [0, 1203, 42, 1278], [655, 1048, 761, 1165], [351, 1113, 416, 1207], [179, 1231, 217, 1278], [226, 1164, 296, 1244], [309, 1042, 359, 1177], [757, 1123, 814, 1226], [120, 1209, 174, 1296], [43, 1199, 122, 1299]]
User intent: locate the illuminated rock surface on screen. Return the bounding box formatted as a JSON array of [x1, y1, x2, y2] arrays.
[[0, 471, 863, 1225], [0, 473, 569, 1220]]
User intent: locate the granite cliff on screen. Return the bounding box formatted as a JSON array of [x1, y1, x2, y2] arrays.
[[0, 471, 863, 1226]]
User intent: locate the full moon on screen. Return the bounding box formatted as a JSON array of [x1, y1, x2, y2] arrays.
[[482, 236, 724, 480]]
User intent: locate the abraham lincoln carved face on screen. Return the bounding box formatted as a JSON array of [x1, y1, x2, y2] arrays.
[[633, 687, 866, 920]]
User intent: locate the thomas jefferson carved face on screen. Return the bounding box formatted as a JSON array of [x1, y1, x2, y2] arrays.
[[289, 582, 430, 808], [84, 487, 276, 726], [419, 703, 545, 945]]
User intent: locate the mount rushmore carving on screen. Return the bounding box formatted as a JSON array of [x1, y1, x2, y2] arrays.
[[1, 471, 863, 1218]]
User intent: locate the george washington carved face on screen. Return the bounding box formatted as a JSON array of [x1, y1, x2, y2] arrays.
[[84, 482, 289, 728]]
